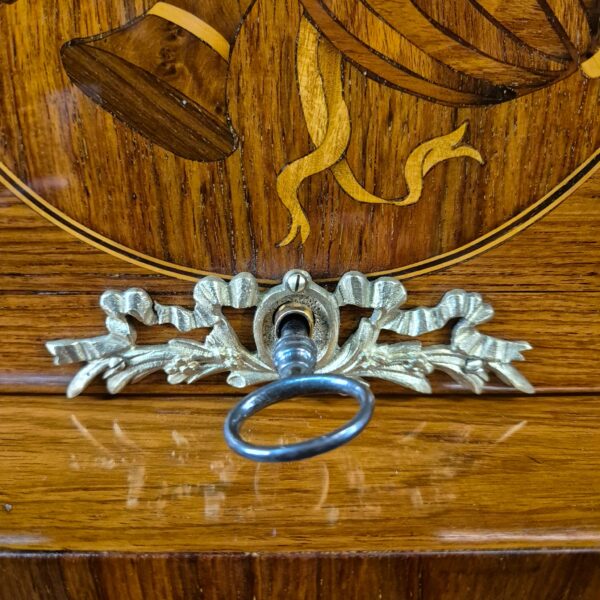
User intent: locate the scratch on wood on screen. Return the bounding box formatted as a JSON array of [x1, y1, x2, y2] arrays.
[[495, 420, 528, 444]]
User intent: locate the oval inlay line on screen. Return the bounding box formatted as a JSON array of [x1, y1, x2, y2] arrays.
[[0, 148, 598, 284]]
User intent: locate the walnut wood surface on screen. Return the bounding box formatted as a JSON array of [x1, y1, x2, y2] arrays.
[[0, 551, 599, 600], [61, 19, 237, 162], [59, 1, 253, 162]]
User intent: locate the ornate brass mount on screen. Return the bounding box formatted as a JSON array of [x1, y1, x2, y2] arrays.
[[47, 270, 533, 462]]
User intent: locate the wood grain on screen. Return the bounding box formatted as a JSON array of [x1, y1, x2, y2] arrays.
[[0, 393, 600, 553], [295, 17, 484, 240], [59, 1, 253, 162], [1, 0, 598, 279], [2, 287, 599, 396], [2, 176, 600, 293], [412, 0, 588, 68], [2, 171, 599, 396], [302, 0, 574, 91], [61, 17, 237, 162], [298, 0, 506, 103], [1, 1, 600, 591], [474, 0, 574, 58], [0, 551, 599, 600]]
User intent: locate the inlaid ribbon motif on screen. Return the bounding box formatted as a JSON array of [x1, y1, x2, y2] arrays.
[[275, 17, 484, 245]]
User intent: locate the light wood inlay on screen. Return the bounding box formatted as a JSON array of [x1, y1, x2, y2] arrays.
[[147, 2, 231, 61], [293, 16, 484, 238], [1, 0, 597, 279], [582, 49, 600, 78], [277, 23, 350, 245]]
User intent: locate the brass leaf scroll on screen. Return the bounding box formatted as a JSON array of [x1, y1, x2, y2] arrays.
[[276, 16, 484, 246]]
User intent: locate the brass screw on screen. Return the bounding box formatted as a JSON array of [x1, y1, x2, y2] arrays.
[[284, 270, 309, 292]]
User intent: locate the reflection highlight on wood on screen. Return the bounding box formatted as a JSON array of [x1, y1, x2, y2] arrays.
[[1, 178, 600, 590], [1, 394, 600, 553]]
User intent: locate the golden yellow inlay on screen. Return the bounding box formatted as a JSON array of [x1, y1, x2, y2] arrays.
[[276, 22, 350, 246], [581, 49, 600, 79], [148, 2, 230, 62], [2, 149, 599, 283], [277, 17, 483, 246]]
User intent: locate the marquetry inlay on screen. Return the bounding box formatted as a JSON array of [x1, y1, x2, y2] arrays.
[[0, 0, 598, 281]]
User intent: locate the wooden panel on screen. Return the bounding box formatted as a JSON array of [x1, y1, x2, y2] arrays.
[[2, 173, 599, 396], [2, 172, 599, 293], [1, 0, 598, 280], [2, 288, 599, 395], [1, 0, 599, 593], [1, 394, 600, 553], [0, 552, 253, 600], [1, 551, 599, 600]]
